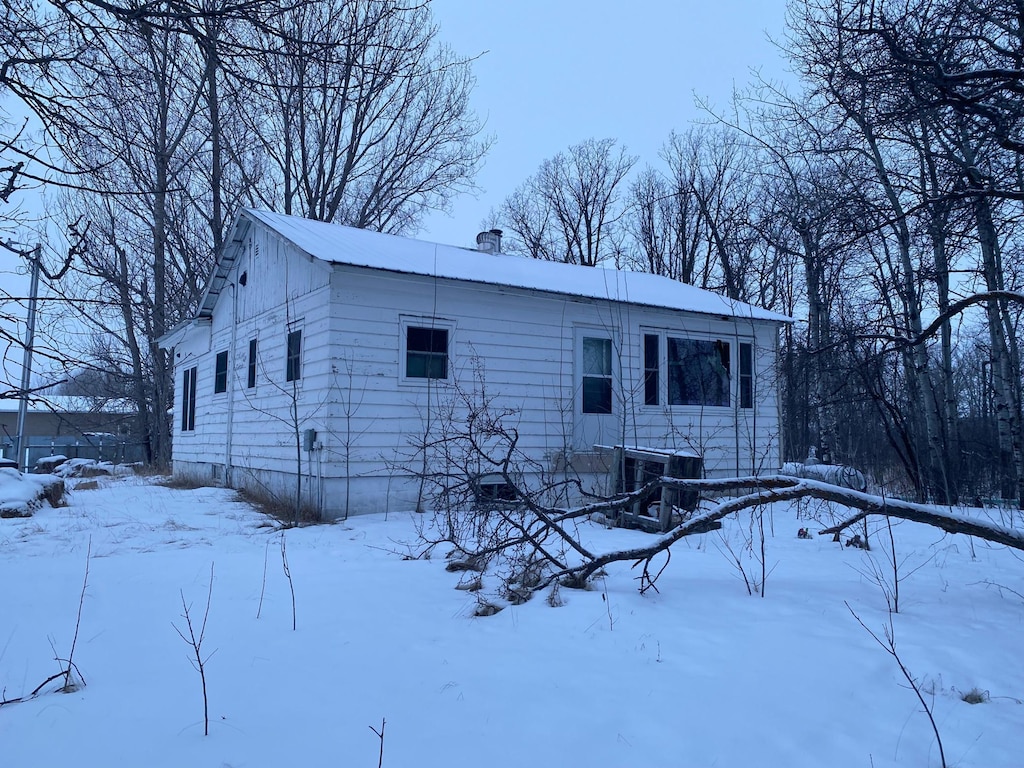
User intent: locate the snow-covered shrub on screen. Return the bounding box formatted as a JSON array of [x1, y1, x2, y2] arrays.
[[34, 454, 68, 473], [0, 468, 67, 517], [54, 458, 117, 478]]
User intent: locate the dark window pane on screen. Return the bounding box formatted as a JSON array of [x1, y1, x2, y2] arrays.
[[644, 333, 659, 406], [406, 353, 425, 379], [645, 370, 659, 406], [188, 368, 196, 430], [474, 474, 519, 505], [181, 368, 190, 432], [740, 377, 753, 409], [406, 352, 448, 379], [408, 327, 447, 354], [406, 326, 448, 379], [667, 338, 730, 407], [214, 350, 228, 394], [425, 353, 447, 379], [582, 376, 612, 414], [740, 343, 753, 409], [286, 329, 302, 382], [181, 366, 197, 432], [247, 339, 257, 389]]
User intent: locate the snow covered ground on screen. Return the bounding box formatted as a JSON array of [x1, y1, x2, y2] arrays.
[[1, 474, 1021, 767]]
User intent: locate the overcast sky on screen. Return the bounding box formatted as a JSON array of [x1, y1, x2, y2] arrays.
[[1, 1, 790, 386], [421, 0, 790, 247]]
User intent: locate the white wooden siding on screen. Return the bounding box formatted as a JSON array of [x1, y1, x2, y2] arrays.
[[170, 223, 783, 516], [319, 266, 781, 492], [172, 232, 333, 480]]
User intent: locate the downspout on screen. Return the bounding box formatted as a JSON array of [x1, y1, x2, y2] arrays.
[[751, 331, 759, 475], [774, 326, 783, 470], [225, 281, 238, 486], [317, 442, 324, 519]]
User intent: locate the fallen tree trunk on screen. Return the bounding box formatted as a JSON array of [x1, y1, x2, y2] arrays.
[[428, 474, 1024, 600], [662, 475, 1024, 551], [552, 476, 1024, 591]]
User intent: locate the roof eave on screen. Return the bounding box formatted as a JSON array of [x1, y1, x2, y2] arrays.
[[156, 317, 211, 350], [195, 215, 253, 320], [327, 259, 794, 324]]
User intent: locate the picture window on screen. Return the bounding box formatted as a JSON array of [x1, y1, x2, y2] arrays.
[[667, 338, 731, 408]]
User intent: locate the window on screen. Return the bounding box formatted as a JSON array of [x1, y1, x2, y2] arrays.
[[247, 338, 257, 389], [406, 326, 448, 379], [582, 336, 613, 414], [286, 329, 302, 382], [739, 342, 753, 409], [644, 333, 659, 406], [181, 366, 197, 432], [214, 350, 228, 394], [667, 338, 730, 407], [473, 473, 519, 507]]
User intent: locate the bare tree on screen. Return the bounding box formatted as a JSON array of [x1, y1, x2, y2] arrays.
[[173, 563, 215, 736], [414, 380, 1024, 607], [785, 0, 1024, 504], [656, 127, 760, 300], [49, 18, 212, 465], [626, 165, 702, 282], [236, 0, 488, 233], [497, 138, 636, 266], [1, 0, 490, 467]]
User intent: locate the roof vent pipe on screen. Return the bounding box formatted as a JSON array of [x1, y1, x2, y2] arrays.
[[476, 229, 503, 254]]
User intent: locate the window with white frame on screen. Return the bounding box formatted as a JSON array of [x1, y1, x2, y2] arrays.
[[582, 336, 613, 414], [181, 366, 197, 431], [214, 350, 228, 394], [401, 317, 454, 381], [286, 328, 302, 382], [641, 330, 754, 409]]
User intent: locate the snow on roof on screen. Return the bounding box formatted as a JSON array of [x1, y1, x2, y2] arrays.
[[595, 444, 703, 460], [237, 209, 792, 323]]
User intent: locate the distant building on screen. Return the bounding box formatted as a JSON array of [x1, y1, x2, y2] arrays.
[[0, 396, 138, 466]]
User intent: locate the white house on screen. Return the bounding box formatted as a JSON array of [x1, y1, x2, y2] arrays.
[[160, 209, 790, 518]]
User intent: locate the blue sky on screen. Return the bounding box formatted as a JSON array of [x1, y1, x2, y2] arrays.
[[421, 0, 790, 247]]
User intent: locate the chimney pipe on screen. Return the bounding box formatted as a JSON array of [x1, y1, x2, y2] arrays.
[[476, 229, 503, 254]]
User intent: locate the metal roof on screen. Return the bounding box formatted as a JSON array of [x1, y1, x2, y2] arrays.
[[195, 209, 792, 325]]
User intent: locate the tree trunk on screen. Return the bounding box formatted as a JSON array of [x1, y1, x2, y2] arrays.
[[970, 179, 1023, 504]]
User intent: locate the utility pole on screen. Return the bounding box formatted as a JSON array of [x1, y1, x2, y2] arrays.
[[14, 243, 41, 470]]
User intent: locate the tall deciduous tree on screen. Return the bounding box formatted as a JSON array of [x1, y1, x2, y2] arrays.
[[626, 126, 762, 301], [49, 14, 212, 464], [1, 0, 489, 464], [497, 138, 636, 266], [827, 0, 1024, 503], [238, 0, 487, 233]]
